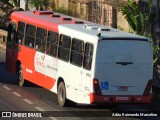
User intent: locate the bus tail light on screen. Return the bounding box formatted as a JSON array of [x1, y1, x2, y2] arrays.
[[93, 79, 102, 95], [143, 80, 152, 96]]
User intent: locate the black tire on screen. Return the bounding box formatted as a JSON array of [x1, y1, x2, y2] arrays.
[[57, 82, 69, 107], [16, 64, 24, 87]]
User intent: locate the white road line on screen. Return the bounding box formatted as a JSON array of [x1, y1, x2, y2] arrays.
[[35, 106, 45, 111], [50, 117, 58, 120], [3, 85, 11, 90], [12, 92, 21, 97], [23, 99, 34, 105]]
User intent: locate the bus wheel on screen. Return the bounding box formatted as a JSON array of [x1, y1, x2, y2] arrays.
[[16, 64, 24, 87], [57, 82, 68, 107]]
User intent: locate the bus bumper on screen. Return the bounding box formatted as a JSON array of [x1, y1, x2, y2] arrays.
[[90, 93, 152, 104]]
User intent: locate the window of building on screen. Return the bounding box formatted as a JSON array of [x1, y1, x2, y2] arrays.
[[58, 34, 71, 62], [46, 31, 58, 57], [24, 24, 36, 48], [70, 38, 84, 67], [17, 21, 25, 44], [83, 43, 93, 70], [35, 27, 47, 52]]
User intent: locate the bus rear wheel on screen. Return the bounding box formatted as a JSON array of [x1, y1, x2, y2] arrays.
[[57, 82, 69, 107], [16, 64, 24, 87]]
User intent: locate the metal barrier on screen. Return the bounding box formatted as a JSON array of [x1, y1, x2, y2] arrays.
[[0, 29, 7, 44]]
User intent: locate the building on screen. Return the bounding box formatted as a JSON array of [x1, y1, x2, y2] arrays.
[[54, 0, 128, 28], [20, 0, 129, 30]]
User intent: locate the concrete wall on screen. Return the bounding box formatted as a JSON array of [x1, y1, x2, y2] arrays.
[[57, 0, 68, 9], [117, 11, 131, 32]]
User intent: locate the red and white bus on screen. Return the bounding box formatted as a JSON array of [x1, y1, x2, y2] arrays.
[[6, 11, 153, 106]]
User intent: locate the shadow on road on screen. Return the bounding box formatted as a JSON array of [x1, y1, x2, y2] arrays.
[[0, 62, 17, 85], [0, 62, 40, 87]]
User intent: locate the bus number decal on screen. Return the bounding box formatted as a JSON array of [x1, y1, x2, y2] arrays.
[[34, 52, 46, 73], [116, 97, 128, 101]]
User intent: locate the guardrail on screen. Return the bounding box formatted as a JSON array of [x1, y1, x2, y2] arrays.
[[0, 29, 7, 45]]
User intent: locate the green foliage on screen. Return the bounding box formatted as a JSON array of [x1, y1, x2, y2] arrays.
[[151, 39, 160, 64], [121, 1, 160, 65], [117, 26, 124, 31], [30, 0, 48, 10], [148, 34, 160, 65], [0, 1, 13, 29], [56, 8, 76, 17], [121, 0, 152, 36], [0, 0, 22, 29]]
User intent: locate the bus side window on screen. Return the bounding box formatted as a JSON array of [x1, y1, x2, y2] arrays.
[[70, 38, 84, 67], [58, 34, 71, 62], [46, 31, 58, 57], [24, 24, 36, 48], [17, 21, 25, 44], [35, 27, 47, 52], [83, 43, 93, 70], [7, 23, 16, 48]]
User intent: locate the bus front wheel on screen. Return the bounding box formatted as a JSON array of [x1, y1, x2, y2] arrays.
[[57, 82, 69, 107], [16, 64, 24, 87]]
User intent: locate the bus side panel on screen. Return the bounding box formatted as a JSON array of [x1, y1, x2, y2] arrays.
[[76, 69, 92, 104], [34, 52, 57, 90], [18, 45, 37, 83], [57, 61, 78, 102]]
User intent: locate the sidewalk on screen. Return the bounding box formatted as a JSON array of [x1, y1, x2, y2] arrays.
[[0, 36, 6, 49], [0, 43, 6, 49]]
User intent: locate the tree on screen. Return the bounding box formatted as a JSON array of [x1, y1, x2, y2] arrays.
[[0, 0, 14, 29], [30, 0, 48, 10], [0, 0, 22, 29], [120, 0, 152, 36]]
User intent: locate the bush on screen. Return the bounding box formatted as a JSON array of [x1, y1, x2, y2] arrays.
[[55, 8, 76, 17]]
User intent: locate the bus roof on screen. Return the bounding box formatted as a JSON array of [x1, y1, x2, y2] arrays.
[[10, 11, 90, 32], [11, 11, 148, 43], [58, 24, 148, 43]]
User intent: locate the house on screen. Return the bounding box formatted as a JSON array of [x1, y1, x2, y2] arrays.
[[53, 0, 128, 28], [20, 0, 129, 31]]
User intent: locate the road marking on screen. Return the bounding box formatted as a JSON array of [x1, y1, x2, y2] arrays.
[[50, 117, 58, 120], [12, 92, 21, 97], [23, 99, 34, 105], [35, 106, 45, 111], [3, 85, 11, 90]]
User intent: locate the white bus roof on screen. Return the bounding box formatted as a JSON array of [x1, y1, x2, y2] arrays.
[[12, 11, 148, 43], [59, 24, 148, 43]]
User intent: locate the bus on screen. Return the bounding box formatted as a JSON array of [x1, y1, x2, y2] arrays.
[[6, 11, 153, 107]]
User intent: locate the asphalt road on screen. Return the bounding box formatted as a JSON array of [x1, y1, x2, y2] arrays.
[[0, 44, 159, 120]]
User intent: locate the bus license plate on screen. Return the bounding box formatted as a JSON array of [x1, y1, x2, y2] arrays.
[[118, 86, 128, 91]]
